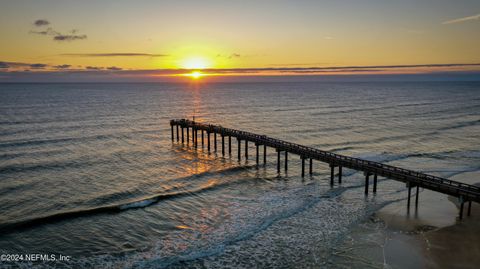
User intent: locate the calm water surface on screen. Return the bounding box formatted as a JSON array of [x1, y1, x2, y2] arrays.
[[0, 81, 479, 268]]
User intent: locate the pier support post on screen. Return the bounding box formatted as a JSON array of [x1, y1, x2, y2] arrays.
[[181, 127, 184, 143], [186, 127, 189, 144], [365, 174, 370, 195], [338, 166, 343, 184], [330, 164, 334, 186], [263, 145, 267, 164], [285, 152, 288, 171], [176, 125, 179, 141], [301, 157, 305, 177], [194, 128, 197, 148], [256, 144, 259, 165], [214, 133, 217, 152], [415, 185, 419, 208], [221, 135, 225, 156], [201, 130, 204, 147], [228, 136, 232, 155], [245, 140, 248, 160], [468, 201, 472, 217], [309, 159, 313, 175], [237, 139, 241, 161], [407, 183, 411, 208], [192, 127, 195, 144], [207, 132, 211, 152], [171, 125, 174, 141], [277, 150, 281, 173], [373, 174, 377, 193], [460, 200, 464, 220]]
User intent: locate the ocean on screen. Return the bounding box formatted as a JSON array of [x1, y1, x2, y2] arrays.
[[0, 81, 479, 268]]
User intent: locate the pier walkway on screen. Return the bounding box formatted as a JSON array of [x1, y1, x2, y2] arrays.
[[170, 119, 479, 219]]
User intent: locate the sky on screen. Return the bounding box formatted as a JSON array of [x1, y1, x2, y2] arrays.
[[0, 0, 479, 82]]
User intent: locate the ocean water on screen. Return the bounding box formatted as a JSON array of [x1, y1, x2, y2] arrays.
[[0, 81, 479, 268]]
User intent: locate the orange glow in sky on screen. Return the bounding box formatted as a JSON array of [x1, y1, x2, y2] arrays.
[[1, 1, 480, 82], [185, 71, 205, 79]]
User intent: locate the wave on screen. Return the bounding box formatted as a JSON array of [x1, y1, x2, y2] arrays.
[[0, 165, 256, 234], [122, 183, 404, 268], [0, 158, 98, 175], [119, 198, 157, 210], [0, 134, 111, 149], [0, 188, 206, 234], [436, 119, 480, 132]]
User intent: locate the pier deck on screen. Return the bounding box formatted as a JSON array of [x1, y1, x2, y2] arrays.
[[170, 119, 479, 218]]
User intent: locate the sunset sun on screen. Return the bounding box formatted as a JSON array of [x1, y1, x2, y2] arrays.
[[186, 71, 204, 79]]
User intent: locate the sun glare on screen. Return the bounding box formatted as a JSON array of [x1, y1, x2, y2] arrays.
[[181, 56, 212, 69], [186, 71, 205, 79]]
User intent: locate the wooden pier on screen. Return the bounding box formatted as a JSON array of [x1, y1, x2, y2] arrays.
[[170, 119, 479, 219]]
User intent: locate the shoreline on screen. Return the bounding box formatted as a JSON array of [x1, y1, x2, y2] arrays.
[[376, 171, 480, 268], [332, 170, 480, 268]]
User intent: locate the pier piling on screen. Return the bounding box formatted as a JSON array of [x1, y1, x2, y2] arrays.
[[339, 166, 343, 184], [407, 183, 412, 209], [201, 130, 204, 147], [214, 133, 217, 152], [415, 185, 419, 208], [221, 135, 225, 156], [373, 174, 377, 193], [301, 157, 305, 177], [194, 128, 197, 148], [256, 144, 259, 165], [330, 164, 334, 186], [460, 199, 465, 220], [186, 127, 189, 144], [285, 152, 288, 171], [207, 132, 211, 152], [245, 140, 248, 160], [365, 173, 370, 195], [263, 145, 267, 164], [237, 139, 241, 161], [277, 150, 281, 173], [309, 158, 313, 175], [228, 136, 232, 155], [181, 127, 184, 143]]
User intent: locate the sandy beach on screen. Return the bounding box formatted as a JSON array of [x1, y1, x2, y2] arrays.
[[334, 171, 480, 268]]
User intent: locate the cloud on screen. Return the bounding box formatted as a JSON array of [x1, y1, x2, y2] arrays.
[[29, 64, 47, 69], [2, 61, 480, 79], [34, 19, 50, 27], [29, 23, 87, 42], [53, 64, 71, 69], [216, 53, 242, 59], [442, 13, 480, 24], [30, 27, 57, 36], [54, 34, 87, 41], [61, 53, 167, 57], [85, 66, 103, 70]]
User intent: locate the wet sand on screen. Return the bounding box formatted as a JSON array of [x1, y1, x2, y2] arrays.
[[333, 170, 480, 268], [376, 171, 480, 268]]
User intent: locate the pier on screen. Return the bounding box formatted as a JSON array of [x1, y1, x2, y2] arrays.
[[170, 119, 479, 219]]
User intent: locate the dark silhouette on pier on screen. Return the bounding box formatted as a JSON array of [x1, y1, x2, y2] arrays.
[[170, 119, 478, 219]]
